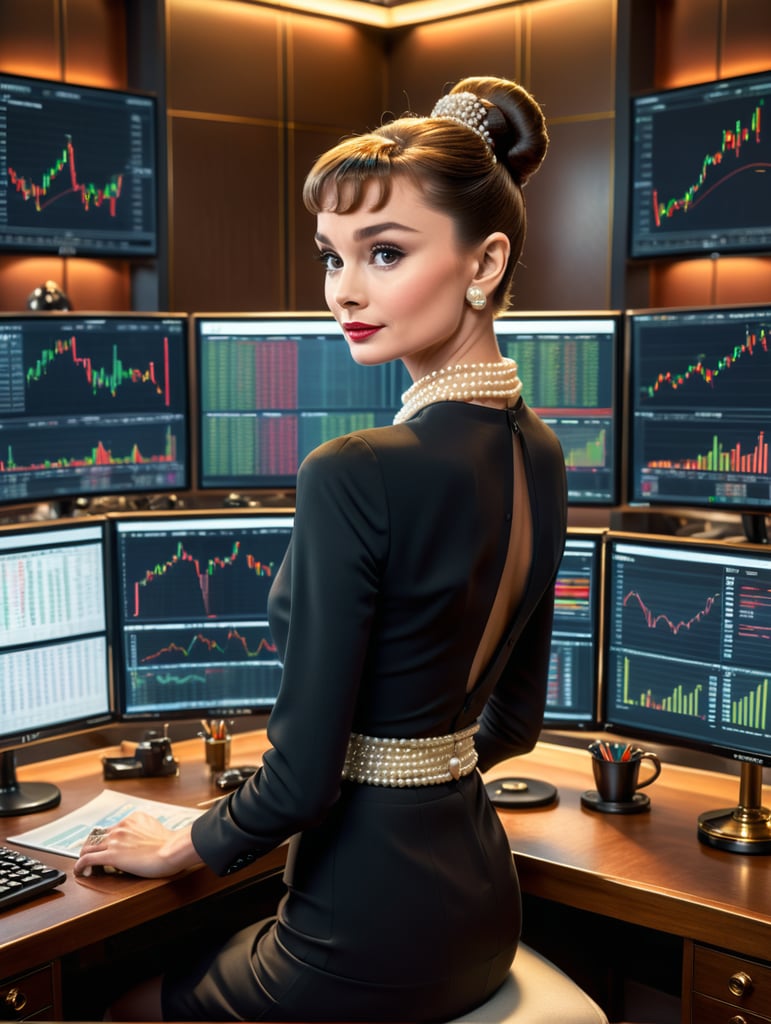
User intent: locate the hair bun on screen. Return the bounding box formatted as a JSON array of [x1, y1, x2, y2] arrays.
[[451, 76, 548, 186]]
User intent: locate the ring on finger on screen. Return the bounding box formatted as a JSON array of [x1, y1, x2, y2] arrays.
[[87, 827, 108, 847]]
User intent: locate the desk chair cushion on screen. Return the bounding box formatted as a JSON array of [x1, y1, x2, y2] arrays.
[[450, 942, 608, 1023]]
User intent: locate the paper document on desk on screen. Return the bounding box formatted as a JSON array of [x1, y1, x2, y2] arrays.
[[8, 789, 203, 858]]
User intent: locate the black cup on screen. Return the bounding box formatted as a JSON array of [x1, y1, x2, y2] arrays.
[[591, 750, 661, 804]]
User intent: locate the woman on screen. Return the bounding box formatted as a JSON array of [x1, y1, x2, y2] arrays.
[[75, 75, 567, 1021]]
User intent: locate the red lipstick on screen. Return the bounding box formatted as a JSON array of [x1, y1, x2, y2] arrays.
[[344, 322, 382, 342]]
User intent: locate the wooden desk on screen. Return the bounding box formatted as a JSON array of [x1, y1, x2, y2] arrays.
[[490, 742, 771, 959], [1, 731, 281, 1020], [488, 742, 771, 1023], [2, 734, 771, 1022]]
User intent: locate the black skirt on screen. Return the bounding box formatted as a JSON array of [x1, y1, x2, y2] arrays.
[[161, 773, 520, 1022]]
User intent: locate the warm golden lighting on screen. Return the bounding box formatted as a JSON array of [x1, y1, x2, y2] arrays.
[[250, 0, 516, 28]]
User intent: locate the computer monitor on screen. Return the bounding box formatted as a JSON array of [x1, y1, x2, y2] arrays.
[[0, 72, 157, 257], [193, 314, 410, 494], [629, 70, 771, 259], [0, 312, 190, 508], [627, 304, 771, 537], [0, 517, 112, 815], [603, 532, 771, 852], [494, 314, 621, 505], [111, 509, 294, 723], [543, 529, 603, 729]]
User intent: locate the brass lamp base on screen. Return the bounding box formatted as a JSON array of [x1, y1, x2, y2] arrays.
[[698, 805, 771, 854], [697, 763, 771, 855]]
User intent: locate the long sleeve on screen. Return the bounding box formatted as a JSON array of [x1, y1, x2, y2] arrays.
[[191, 434, 389, 876]]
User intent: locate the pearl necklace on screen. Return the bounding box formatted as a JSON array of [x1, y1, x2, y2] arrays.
[[394, 358, 522, 424]]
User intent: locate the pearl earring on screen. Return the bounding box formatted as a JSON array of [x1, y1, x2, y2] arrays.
[[465, 286, 487, 311]]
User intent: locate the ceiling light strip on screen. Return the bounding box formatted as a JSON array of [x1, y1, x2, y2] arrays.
[[248, 0, 517, 29]]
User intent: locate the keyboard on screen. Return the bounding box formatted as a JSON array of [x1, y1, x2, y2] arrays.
[[0, 845, 66, 912]]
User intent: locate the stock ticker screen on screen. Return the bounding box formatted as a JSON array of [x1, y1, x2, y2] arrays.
[[629, 305, 771, 513], [604, 535, 771, 766], [0, 314, 189, 506], [195, 316, 410, 491], [113, 513, 294, 720], [630, 71, 771, 259], [0, 73, 157, 257]]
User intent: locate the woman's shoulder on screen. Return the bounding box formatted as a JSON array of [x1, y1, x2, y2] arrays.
[[296, 427, 403, 508], [299, 424, 413, 476]]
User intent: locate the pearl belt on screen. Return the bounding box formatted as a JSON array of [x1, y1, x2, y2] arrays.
[[341, 724, 480, 787]]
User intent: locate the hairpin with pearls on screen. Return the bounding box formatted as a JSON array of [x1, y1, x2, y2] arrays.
[[430, 92, 494, 153]]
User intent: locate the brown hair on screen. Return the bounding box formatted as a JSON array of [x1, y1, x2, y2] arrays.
[[303, 76, 548, 313]]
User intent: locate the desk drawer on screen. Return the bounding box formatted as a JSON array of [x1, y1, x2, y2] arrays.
[[0, 966, 56, 1021], [693, 947, 771, 1022], [692, 993, 771, 1024]]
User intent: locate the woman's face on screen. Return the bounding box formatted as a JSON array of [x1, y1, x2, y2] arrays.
[[314, 176, 481, 380]]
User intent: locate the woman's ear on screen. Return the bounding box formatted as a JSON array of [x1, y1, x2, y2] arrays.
[[469, 232, 510, 293]]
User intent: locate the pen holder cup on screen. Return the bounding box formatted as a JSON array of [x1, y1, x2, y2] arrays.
[[591, 750, 661, 804], [204, 736, 231, 774]]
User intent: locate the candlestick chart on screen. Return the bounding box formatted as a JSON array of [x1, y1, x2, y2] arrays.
[[114, 516, 294, 719], [125, 529, 287, 623], [24, 331, 173, 414], [0, 315, 188, 504], [0, 72, 157, 255], [651, 100, 766, 229], [630, 71, 771, 257], [629, 307, 771, 510], [8, 134, 123, 219], [637, 319, 770, 410]]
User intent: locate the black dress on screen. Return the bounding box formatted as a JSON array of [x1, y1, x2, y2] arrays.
[[162, 399, 567, 1022]]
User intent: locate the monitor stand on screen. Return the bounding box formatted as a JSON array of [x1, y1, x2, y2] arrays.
[[698, 762, 771, 854], [0, 749, 61, 817]]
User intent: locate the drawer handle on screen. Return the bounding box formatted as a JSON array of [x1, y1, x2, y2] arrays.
[[728, 971, 753, 998], [3, 988, 28, 1013], [728, 1016, 747, 1024]]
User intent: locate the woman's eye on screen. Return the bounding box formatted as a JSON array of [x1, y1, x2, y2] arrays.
[[317, 250, 342, 272], [372, 245, 403, 267]]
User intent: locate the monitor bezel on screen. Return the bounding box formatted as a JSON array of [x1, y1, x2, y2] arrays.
[[107, 506, 295, 724], [0, 71, 159, 259], [600, 529, 771, 769], [191, 311, 413, 500], [0, 515, 114, 754], [628, 69, 771, 260], [0, 310, 192, 512], [624, 302, 771, 520]]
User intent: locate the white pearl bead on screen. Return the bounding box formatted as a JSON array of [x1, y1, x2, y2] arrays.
[[394, 359, 521, 424]]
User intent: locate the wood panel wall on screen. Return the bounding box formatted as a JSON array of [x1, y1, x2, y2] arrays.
[[0, 0, 769, 315], [165, 0, 388, 313], [387, 0, 617, 312]]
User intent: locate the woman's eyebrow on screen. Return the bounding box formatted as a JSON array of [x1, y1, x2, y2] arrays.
[[314, 222, 419, 246]]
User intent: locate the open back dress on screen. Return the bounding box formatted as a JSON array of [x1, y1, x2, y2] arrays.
[[163, 397, 567, 1022]]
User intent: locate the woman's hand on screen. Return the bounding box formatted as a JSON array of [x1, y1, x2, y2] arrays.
[[73, 811, 202, 879]]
